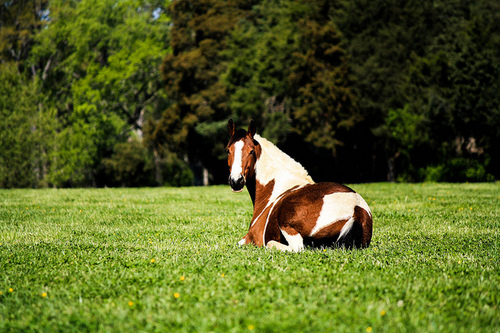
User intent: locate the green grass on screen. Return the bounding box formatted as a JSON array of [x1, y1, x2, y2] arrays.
[[0, 183, 499, 332]]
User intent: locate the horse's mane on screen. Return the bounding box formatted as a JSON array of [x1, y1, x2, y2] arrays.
[[254, 134, 314, 184]]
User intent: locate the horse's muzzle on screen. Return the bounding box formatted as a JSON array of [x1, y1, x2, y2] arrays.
[[229, 175, 245, 192]]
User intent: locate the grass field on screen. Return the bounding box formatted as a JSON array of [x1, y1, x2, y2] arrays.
[[0, 183, 499, 332]]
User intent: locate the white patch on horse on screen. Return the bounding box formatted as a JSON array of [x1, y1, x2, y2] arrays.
[[254, 135, 314, 203], [280, 229, 304, 252], [309, 192, 371, 237], [266, 240, 293, 252], [238, 238, 246, 246], [230, 140, 244, 182]]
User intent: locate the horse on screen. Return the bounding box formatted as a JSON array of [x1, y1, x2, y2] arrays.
[[226, 119, 372, 252]]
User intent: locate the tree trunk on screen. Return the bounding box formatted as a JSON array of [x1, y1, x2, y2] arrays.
[[154, 149, 163, 186]]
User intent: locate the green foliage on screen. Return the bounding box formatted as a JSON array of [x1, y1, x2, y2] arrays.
[[332, 0, 500, 182], [420, 158, 495, 183], [0, 64, 57, 188], [289, 1, 358, 153], [1, 0, 500, 186], [103, 137, 156, 187], [154, 0, 357, 183], [0, 0, 171, 188], [147, 0, 257, 185], [223, 0, 303, 143], [1, 184, 499, 330], [222, 0, 357, 152], [161, 154, 195, 187], [30, 0, 171, 187], [0, 0, 48, 69], [385, 105, 424, 156]]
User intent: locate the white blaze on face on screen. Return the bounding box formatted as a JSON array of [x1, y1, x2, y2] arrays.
[[230, 140, 244, 181]]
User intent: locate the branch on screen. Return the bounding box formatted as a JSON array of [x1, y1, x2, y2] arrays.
[[42, 55, 53, 81]]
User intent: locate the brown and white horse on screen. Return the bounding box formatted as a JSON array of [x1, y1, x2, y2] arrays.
[[226, 119, 372, 252]]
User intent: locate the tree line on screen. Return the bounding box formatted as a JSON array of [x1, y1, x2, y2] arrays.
[[1, 0, 498, 188]]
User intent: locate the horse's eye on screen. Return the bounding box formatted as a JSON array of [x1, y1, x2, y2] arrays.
[[250, 150, 255, 156], [225, 148, 230, 154]]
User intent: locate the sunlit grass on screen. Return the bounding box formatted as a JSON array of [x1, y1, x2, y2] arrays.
[[0, 183, 499, 332]]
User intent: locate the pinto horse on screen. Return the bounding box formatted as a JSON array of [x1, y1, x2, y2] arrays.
[[226, 119, 372, 252]]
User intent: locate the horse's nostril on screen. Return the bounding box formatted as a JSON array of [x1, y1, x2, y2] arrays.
[[229, 175, 245, 191]]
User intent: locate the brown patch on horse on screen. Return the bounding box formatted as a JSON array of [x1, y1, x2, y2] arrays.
[[273, 183, 355, 236], [310, 219, 349, 239], [253, 179, 274, 220], [352, 205, 372, 248], [246, 204, 275, 246]]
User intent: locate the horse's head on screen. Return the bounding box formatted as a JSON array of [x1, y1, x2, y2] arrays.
[[226, 119, 261, 192]]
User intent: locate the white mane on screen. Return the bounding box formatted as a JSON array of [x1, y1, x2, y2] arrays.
[[254, 134, 314, 189]]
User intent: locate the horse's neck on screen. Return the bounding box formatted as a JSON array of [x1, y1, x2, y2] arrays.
[[246, 135, 313, 218], [246, 171, 309, 226], [249, 159, 312, 217], [254, 138, 313, 203], [256, 169, 311, 204], [246, 174, 273, 216], [246, 175, 257, 205]]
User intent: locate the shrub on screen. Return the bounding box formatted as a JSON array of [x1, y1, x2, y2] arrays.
[[419, 158, 495, 182]]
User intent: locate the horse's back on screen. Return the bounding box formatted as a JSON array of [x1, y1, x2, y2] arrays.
[[272, 182, 372, 248]]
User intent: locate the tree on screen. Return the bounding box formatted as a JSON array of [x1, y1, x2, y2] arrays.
[[223, 0, 302, 143], [0, 64, 56, 188], [224, 0, 358, 152], [0, 0, 48, 69], [332, 0, 500, 181], [0, 0, 54, 188], [222, 0, 358, 181], [148, 0, 256, 185], [29, 0, 171, 187], [401, 0, 500, 181], [289, 0, 358, 154]]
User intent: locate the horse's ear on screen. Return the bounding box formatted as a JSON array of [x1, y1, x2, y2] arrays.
[[228, 119, 235, 136], [248, 120, 256, 138]]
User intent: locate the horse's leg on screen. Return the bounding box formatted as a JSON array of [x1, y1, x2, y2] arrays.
[[266, 240, 294, 252], [237, 233, 251, 246], [266, 227, 304, 252], [280, 227, 304, 252]]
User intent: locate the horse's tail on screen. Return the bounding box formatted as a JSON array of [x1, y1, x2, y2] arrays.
[[336, 205, 373, 249], [337, 216, 355, 244]]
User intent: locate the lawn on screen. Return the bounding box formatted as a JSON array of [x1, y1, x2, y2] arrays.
[[0, 183, 498, 332]]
